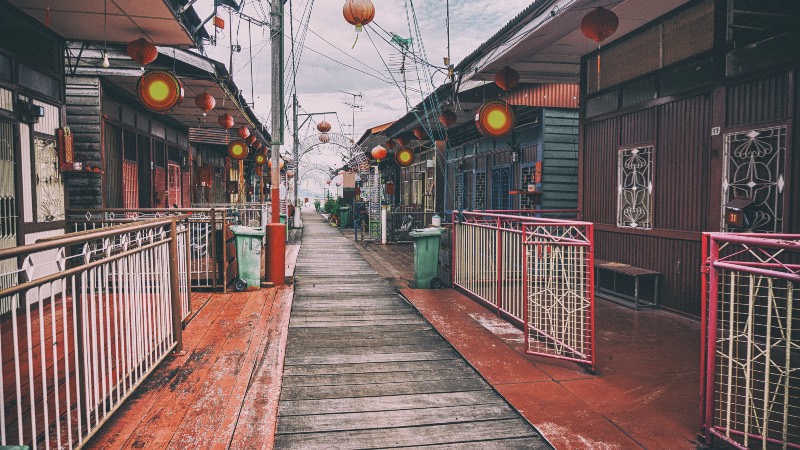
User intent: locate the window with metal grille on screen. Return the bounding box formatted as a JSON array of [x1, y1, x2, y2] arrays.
[[0, 121, 18, 312], [34, 136, 64, 222], [617, 146, 653, 229], [721, 126, 786, 232]]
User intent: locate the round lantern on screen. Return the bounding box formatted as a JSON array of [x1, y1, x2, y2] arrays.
[[413, 127, 427, 140], [237, 126, 250, 139], [254, 153, 268, 166], [394, 148, 415, 167], [127, 38, 158, 66], [268, 158, 285, 170], [227, 140, 249, 161], [371, 145, 387, 161], [319, 133, 330, 143], [246, 134, 257, 145], [343, 0, 375, 32], [396, 137, 408, 147], [194, 92, 215, 115], [385, 139, 396, 150], [252, 140, 262, 150], [326, 180, 331, 185], [218, 113, 234, 129], [316, 120, 331, 133], [287, 170, 295, 178], [338, 169, 346, 175], [435, 140, 447, 152], [494, 66, 520, 91], [137, 70, 184, 112], [439, 110, 457, 127], [580, 6, 619, 43], [475, 100, 515, 138]]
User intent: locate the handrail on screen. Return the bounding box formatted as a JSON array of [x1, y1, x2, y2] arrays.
[[456, 210, 592, 225], [38, 215, 189, 242], [0, 217, 183, 260]]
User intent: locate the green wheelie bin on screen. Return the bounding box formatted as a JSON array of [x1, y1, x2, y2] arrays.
[[409, 227, 446, 289], [229, 225, 264, 290]]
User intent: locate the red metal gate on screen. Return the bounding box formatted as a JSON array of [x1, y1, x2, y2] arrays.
[[701, 233, 800, 449], [453, 211, 595, 370]]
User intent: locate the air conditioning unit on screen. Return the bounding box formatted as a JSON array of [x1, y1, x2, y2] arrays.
[[426, 159, 435, 168]]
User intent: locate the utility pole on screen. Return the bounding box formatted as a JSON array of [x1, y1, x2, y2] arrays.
[[266, 0, 285, 286], [292, 93, 300, 226], [338, 90, 362, 147]]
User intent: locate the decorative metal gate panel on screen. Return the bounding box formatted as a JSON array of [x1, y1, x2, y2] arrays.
[[453, 211, 595, 369], [123, 161, 138, 209], [701, 233, 800, 449]]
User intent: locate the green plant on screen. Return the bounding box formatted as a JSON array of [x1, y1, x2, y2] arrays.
[[323, 197, 339, 216], [314, 199, 321, 211]]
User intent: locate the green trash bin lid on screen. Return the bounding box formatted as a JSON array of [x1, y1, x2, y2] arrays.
[[409, 227, 445, 238], [228, 225, 265, 237]]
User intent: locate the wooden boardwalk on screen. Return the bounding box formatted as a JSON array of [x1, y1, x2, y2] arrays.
[[276, 212, 550, 449]]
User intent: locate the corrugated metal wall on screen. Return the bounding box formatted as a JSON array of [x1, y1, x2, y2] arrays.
[[725, 73, 788, 128], [582, 93, 712, 315]]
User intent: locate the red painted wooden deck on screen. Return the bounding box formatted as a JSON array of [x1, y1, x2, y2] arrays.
[[83, 286, 293, 449]]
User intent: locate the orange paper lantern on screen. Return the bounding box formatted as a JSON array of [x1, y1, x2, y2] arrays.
[[137, 70, 183, 112], [227, 140, 249, 161], [435, 140, 447, 152], [316, 120, 331, 132], [252, 140, 262, 150], [127, 38, 158, 66], [475, 100, 514, 138], [371, 145, 387, 160], [238, 126, 250, 139], [396, 137, 408, 147], [246, 134, 257, 145], [439, 110, 457, 127], [194, 92, 215, 114], [494, 66, 520, 91], [343, 0, 375, 32], [268, 158, 285, 170], [394, 147, 414, 167], [218, 113, 234, 129], [384, 139, 396, 150], [413, 127, 427, 140], [580, 6, 619, 43]]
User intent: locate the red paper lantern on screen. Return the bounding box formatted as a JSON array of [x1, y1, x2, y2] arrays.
[[287, 170, 295, 178], [384, 139, 396, 150], [254, 153, 268, 166], [194, 92, 216, 114], [218, 113, 234, 129], [326, 180, 331, 185], [252, 140, 262, 150], [580, 6, 619, 43], [371, 145, 387, 160], [238, 126, 250, 139], [396, 137, 408, 147], [394, 147, 414, 167], [246, 134, 257, 145], [228, 140, 249, 161], [439, 110, 457, 127], [267, 158, 285, 170], [413, 127, 427, 140], [127, 38, 158, 66], [494, 66, 520, 91], [137, 70, 183, 112], [316, 120, 332, 133], [319, 133, 330, 143], [343, 0, 375, 32], [475, 100, 514, 138], [435, 140, 447, 152]]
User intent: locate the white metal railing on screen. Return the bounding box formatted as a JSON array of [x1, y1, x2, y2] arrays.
[[453, 211, 595, 370], [67, 209, 229, 291], [0, 217, 187, 449], [192, 202, 270, 227]]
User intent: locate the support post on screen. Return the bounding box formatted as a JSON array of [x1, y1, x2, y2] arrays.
[[168, 219, 184, 352], [381, 207, 387, 244], [266, 0, 285, 285]]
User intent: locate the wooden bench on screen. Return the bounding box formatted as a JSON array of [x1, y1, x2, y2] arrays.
[[594, 259, 660, 310]]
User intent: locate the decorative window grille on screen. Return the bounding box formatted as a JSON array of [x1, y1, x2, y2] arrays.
[[0, 121, 19, 313], [412, 177, 423, 208], [403, 180, 409, 206], [34, 136, 64, 222], [721, 126, 786, 232], [617, 146, 653, 229], [474, 172, 486, 210], [454, 172, 464, 211]]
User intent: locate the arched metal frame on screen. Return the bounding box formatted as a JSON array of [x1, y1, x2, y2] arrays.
[[292, 133, 380, 238]]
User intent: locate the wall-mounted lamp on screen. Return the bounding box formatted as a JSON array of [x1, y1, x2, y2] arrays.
[[16, 99, 45, 124], [509, 142, 521, 164]]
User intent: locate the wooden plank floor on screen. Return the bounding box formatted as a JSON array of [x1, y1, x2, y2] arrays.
[[276, 211, 551, 449]]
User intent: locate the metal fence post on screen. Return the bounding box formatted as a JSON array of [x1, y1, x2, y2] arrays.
[[496, 217, 503, 314], [168, 219, 183, 352], [210, 208, 218, 291]]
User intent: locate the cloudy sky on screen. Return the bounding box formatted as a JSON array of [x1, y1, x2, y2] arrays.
[[197, 0, 531, 189]]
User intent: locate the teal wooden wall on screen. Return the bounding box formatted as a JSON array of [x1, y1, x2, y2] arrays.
[[541, 109, 578, 209]]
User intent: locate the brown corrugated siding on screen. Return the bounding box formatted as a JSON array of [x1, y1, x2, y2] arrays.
[[507, 84, 579, 109], [655, 94, 711, 232], [595, 231, 702, 316], [725, 73, 788, 128], [620, 109, 655, 146], [582, 117, 618, 225]]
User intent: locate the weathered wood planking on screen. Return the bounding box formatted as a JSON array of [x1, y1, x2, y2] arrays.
[[276, 212, 551, 449]]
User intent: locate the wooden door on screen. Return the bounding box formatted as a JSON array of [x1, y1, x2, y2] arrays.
[[168, 163, 181, 207], [122, 161, 138, 209]]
